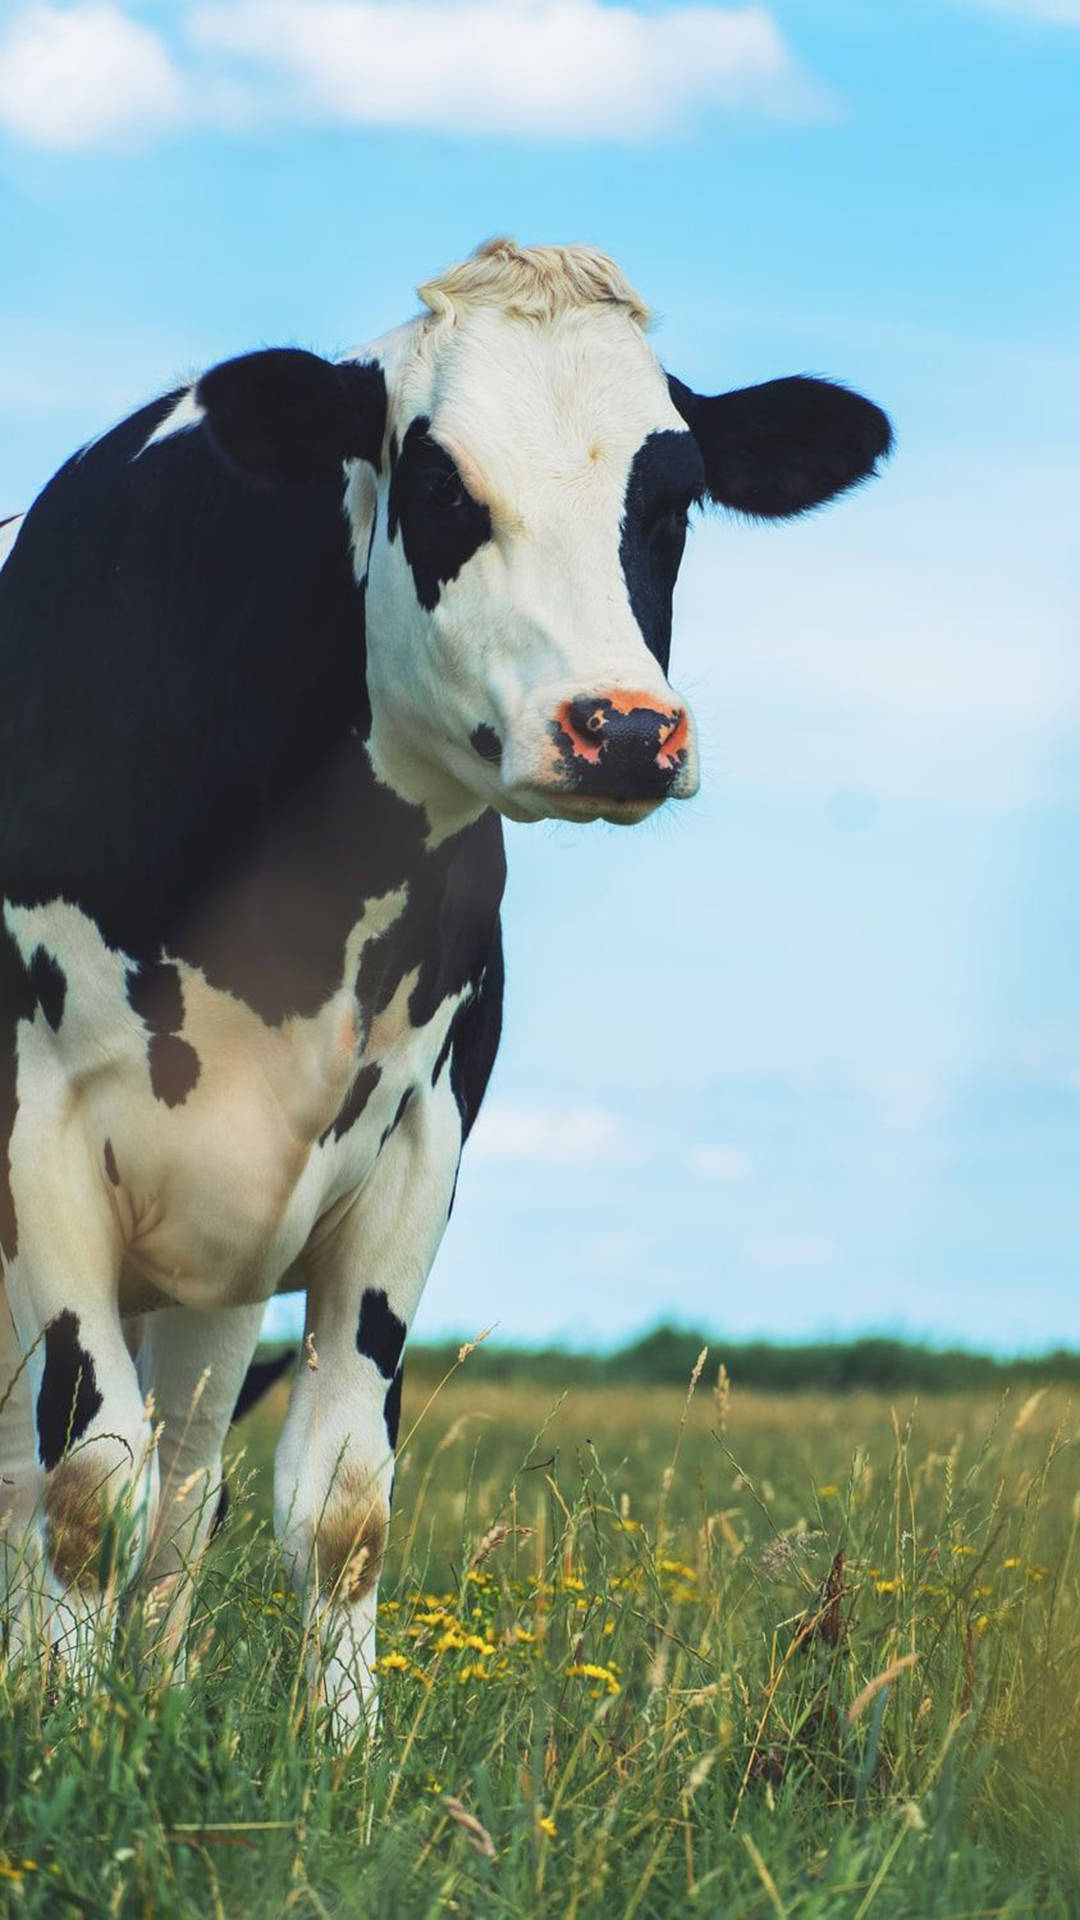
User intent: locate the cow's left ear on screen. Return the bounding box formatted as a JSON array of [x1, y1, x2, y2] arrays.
[[196, 348, 387, 489], [668, 373, 892, 519]]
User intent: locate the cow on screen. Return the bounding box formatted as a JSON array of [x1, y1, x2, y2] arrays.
[[0, 239, 891, 1734]]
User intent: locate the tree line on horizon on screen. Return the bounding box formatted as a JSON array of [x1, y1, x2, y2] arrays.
[[398, 1324, 1080, 1393]]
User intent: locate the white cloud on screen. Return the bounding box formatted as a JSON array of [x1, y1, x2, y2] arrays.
[[189, 0, 820, 138], [469, 1101, 643, 1164], [0, 4, 187, 150], [0, 1, 822, 151], [690, 1142, 753, 1181]]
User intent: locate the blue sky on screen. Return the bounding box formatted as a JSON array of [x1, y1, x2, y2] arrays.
[[2, 0, 1078, 1351]]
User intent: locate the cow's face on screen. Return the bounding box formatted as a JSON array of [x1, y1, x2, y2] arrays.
[[360, 303, 705, 826], [197, 243, 891, 829]]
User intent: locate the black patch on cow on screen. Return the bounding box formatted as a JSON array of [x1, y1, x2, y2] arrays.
[[356, 1287, 406, 1381], [431, 1022, 455, 1087], [325, 1061, 381, 1145], [619, 430, 703, 673], [126, 959, 184, 1035], [36, 1310, 103, 1471], [230, 1346, 296, 1422], [384, 1365, 403, 1452], [667, 373, 892, 520], [471, 724, 502, 764], [0, 922, 35, 1262], [448, 927, 504, 1140], [28, 945, 66, 1032], [148, 1032, 201, 1107], [0, 378, 506, 1038], [197, 350, 387, 490], [379, 1086, 413, 1152], [127, 961, 199, 1106], [387, 416, 492, 611], [103, 1138, 120, 1186]]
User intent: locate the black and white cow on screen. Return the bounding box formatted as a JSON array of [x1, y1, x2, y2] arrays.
[[0, 240, 891, 1731]]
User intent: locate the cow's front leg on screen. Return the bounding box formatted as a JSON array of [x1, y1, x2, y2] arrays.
[[0, 1279, 45, 1663], [275, 1076, 461, 1739], [1, 1110, 160, 1675], [135, 1300, 265, 1675], [6, 1281, 159, 1674]]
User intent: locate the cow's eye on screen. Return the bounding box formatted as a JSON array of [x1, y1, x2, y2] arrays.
[[419, 467, 466, 512], [648, 500, 691, 562]]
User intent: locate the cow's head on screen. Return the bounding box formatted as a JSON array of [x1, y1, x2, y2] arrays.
[[196, 240, 891, 828]]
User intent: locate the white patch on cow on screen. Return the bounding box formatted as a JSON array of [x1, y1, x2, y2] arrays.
[[136, 386, 204, 456], [0, 514, 24, 571]]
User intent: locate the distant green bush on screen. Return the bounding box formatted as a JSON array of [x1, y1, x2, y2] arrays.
[[386, 1325, 1080, 1394]]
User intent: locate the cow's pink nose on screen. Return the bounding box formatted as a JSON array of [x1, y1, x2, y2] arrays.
[[553, 692, 691, 798]]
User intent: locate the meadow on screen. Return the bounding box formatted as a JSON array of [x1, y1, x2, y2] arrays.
[[1, 1350, 1079, 1917]]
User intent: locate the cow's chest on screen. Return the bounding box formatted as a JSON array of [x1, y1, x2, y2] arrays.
[[5, 892, 471, 1315]]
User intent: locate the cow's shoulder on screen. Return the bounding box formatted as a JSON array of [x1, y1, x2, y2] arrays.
[[0, 386, 367, 977]]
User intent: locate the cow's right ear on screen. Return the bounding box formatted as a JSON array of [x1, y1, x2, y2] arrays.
[[196, 348, 387, 489]]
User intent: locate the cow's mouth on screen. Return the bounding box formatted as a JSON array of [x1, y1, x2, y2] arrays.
[[496, 783, 668, 827]]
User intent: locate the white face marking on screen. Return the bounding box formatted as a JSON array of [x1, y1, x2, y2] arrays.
[[355, 304, 700, 828]]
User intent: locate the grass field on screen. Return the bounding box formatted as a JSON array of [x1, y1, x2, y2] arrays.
[[1, 1354, 1079, 1916]]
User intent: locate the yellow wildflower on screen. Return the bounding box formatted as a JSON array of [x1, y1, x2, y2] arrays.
[[817, 1484, 839, 1497], [567, 1662, 620, 1695], [874, 1578, 902, 1594], [1002, 1556, 1021, 1569], [378, 1650, 410, 1673], [537, 1815, 558, 1839]]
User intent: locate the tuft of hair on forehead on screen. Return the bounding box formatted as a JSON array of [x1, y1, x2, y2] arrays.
[[416, 237, 652, 331]]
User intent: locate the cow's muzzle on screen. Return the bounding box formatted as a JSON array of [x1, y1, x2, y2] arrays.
[[482, 684, 699, 825], [549, 692, 694, 802]]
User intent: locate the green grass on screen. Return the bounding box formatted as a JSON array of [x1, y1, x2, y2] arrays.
[[2, 1356, 1079, 1916]]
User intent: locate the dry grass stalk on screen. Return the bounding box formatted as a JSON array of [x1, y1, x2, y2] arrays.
[[441, 1796, 497, 1860], [715, 1362, 731, 1435], [845, 1653, 918, 1728], [468, 1522, 533, 1570]]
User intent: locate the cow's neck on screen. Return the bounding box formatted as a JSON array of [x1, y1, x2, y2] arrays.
[[173, 724, 504, 1031], [365, 719, 486, 849]]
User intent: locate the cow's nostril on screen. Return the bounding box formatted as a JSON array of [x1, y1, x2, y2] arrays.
[[567, 697, 608, 742]]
